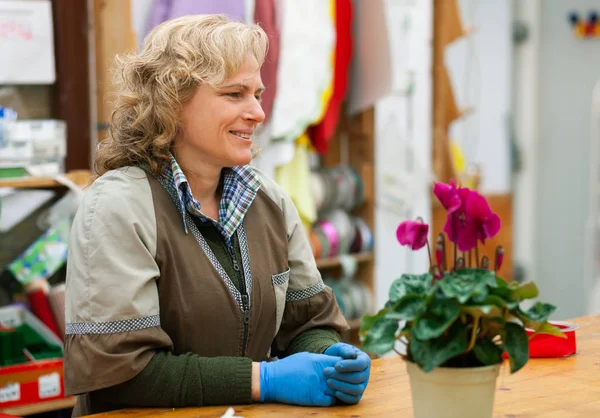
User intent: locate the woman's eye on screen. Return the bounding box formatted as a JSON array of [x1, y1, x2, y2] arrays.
[[255, 95, 263, 103], [226, 92, 242, 98]]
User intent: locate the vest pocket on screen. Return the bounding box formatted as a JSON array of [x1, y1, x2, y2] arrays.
[[271, 268, 290, 334]]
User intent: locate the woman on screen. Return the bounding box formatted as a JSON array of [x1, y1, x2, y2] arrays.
[[64, 14, 371, 416]]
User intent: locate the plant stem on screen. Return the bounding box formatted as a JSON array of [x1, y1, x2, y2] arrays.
[[426, 239, 433, 272], [453, 213, 458, 271], [475, 244, 480, 268], [467, 315, 481, 352]]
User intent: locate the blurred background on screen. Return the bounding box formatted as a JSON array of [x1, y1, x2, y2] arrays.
[[1, 0, 600, 414]]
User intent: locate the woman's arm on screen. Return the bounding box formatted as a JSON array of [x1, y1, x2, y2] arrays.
[[90, 351, 258, 407]]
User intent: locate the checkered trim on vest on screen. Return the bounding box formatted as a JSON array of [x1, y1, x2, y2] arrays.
[[286, 281, 325, 302], [65, 314, 160, 335], [237, 223, 253, 303], [272, 269, 290, 286]]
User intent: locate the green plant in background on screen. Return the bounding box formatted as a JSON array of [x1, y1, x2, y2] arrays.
[[360, 180, 564, 373]]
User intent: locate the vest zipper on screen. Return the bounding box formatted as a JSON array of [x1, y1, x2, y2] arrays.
[[227, 242, 250, 357]]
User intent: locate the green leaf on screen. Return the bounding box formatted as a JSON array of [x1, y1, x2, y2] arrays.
[[412, 298, 460, 340], [473, 338, 504, 366], [467, 268, 498, 287], [387, 294, 427, 321], [512, 281, 539, 301], [481, 294, 518, 310], [389, 273, 433, 303], [524, 302, 556, 323], [410, 323, 468, 372], [360, 313, 400, 355], [490, 278, 514, 300], [359, 309, 385, 334], [460, 304, 502, 319], [530, 321, 567, 339], [501, 322, 529, 373], [440, 272, 481, 303]]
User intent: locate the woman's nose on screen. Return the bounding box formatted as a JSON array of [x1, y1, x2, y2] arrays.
[[244, 98, 266, 123]]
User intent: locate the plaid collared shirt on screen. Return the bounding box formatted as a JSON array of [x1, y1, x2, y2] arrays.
[[163, 154, 261, 247]]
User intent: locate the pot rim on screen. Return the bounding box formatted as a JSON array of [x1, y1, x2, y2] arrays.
[[404, 359, 503, 372]]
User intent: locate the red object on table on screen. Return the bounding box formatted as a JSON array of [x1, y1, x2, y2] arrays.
[[526, 321, 578, 358], [502, 321, 578, 360]]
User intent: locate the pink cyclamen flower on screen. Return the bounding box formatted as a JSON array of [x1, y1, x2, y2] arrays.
[[454, 191, 501, 252], [441, 186, 472, 242], [433, 179, 463, 213], [396, 220, 429, 250]]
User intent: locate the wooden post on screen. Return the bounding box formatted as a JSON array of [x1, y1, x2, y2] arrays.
[[51, 0, 92, 171], [94, 0, 137, 142]]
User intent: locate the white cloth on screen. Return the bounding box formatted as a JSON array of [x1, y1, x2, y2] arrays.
[[268, 0, 335, 142]]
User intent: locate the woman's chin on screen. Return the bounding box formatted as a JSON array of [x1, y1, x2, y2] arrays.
[[228, 151, 253, 167]]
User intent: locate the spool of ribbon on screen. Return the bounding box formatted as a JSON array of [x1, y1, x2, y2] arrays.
[[315, 219, 339, 257], [310, 230, 322, 259], [323, 277, 373, 320], [324, 209, 355, 254], [311, 213, 374, 259], [312, 165, 364, 214]]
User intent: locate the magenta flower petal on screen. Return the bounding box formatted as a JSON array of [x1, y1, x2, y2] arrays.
[[483, 213, 501, 239], [442, 216, 457, 241], [457, 223, 478, 252], [433, 181, 462, 213], [396, 220, 429, 250], [465, 191, 492, 220]]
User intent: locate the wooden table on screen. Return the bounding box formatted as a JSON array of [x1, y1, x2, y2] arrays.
[[86, 315, 600, 418]]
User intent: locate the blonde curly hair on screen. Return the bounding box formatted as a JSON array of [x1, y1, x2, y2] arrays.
[[94, 14, 268, 177]]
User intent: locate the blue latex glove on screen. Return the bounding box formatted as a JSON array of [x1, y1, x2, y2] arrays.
[[260, 352, 343, 406], [323, 342, 371, 404]]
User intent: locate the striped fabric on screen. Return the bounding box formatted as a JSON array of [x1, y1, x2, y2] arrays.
[[163, 154, 261, 246]]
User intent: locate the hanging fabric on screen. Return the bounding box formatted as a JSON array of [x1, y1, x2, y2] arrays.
[[274, 134, 317, 232], [253, 0, 280, 123], [146, 0, 246, 33], [268, 0, 336, 142], [308, 0, 353, 155]]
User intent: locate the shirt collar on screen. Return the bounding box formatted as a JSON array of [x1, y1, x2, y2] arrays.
[[163, 153, 261, 237]]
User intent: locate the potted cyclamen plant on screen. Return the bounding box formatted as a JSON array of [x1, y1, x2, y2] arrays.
[[359, 180, 565, 418]]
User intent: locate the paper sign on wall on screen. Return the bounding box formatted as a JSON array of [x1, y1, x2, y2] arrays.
[[0, 0, 56, 84]]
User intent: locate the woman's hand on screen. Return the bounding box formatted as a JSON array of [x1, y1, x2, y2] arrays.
[[259, 352, 343, 406], [323, 342, 371, 404]]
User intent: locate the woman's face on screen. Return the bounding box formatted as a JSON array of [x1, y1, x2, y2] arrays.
[[176, 54, 265, 171]]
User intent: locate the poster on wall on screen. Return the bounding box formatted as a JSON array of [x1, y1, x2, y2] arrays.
[[0, 0, 56, 84]]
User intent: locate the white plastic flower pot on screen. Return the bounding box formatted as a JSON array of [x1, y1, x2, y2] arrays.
[[406, 361, 501, 418]]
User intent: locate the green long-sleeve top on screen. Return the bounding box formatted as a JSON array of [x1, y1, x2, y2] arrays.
[[89, 220, 341, 409]]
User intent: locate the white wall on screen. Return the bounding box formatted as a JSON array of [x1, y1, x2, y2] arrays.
[[374, 0, 432, 309], [445, 0, 513, 194]]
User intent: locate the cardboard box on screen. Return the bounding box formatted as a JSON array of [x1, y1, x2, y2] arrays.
[[0, 306, 66, 409]]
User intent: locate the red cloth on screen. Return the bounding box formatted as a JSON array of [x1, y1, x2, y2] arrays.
[[254, 0, 280, 123], [309, 0, 353, 154]]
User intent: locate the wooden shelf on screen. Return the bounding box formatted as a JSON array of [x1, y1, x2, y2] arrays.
[[0, 397, 76, 416], [0, 170, 92, 189], [315, 251, 373, 269]]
